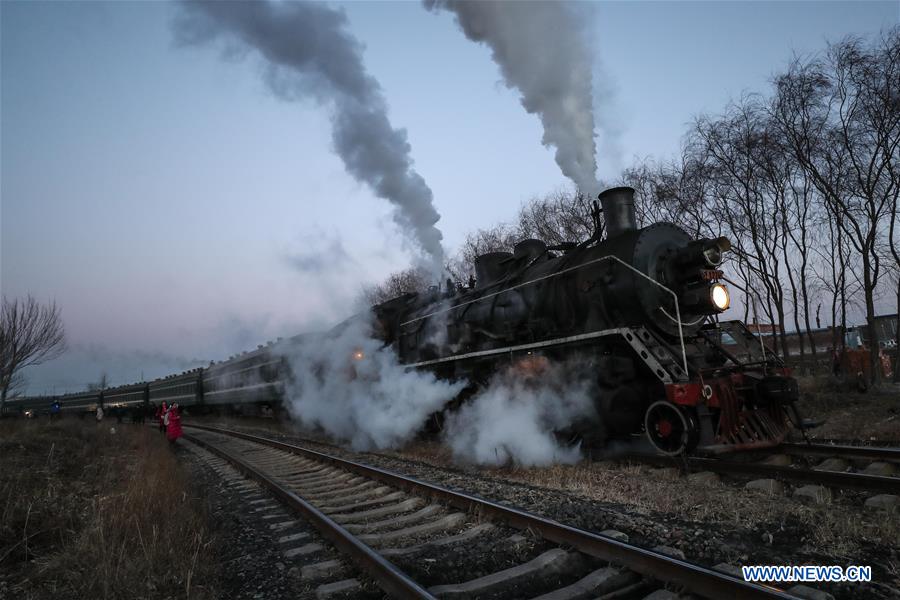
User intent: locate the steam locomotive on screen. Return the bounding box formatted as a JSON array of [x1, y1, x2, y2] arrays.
[[372, 186, 801, 455], [7, 186, 801, 456]]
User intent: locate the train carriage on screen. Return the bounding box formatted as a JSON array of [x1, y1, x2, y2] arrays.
[[3, 395, 54, 418], [58, 390, 102, 415], [102, 382, 150, 421], [202, 344, 285, 415], [149, 369, 203, 412]]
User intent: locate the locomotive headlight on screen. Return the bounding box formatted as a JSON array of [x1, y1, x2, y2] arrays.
[[681, 281, 731, 314], [711, 283, 730, 311], [352, 349, 365, 361]]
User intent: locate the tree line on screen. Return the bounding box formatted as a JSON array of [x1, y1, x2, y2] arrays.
[[366, 29, 900, 383]]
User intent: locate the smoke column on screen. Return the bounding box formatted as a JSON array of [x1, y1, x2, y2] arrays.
[[425, 1, 600, 196], [173, 1, 445, 274]]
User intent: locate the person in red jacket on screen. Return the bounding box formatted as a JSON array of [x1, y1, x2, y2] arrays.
[[166, 403, 183, 444]]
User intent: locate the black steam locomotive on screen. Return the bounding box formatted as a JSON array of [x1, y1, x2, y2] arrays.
[[373, 186, 801, 455]]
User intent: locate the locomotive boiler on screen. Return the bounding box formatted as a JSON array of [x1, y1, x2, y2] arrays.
[[373, 186, 801, 455]]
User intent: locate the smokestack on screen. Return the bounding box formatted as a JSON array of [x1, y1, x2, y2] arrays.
[[597, 186, 636, 238]]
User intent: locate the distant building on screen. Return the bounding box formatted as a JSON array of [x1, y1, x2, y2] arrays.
[[747, 320, 838, 356], [744, 313, 897, 357], [856, 313, 898, 349], [746, 320, 778, 335]]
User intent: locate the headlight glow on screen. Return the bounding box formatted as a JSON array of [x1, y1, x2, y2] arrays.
[[711, 284, 730, 311]]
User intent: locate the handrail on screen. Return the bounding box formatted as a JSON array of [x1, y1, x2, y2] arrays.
[[402, 254, 689, 377]]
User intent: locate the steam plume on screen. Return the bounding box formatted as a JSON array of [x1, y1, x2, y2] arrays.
[[173, 0, 445, 273], [444, 361, 597, 466], [425, 1, 600, 195], [276, 315, 465, 450]]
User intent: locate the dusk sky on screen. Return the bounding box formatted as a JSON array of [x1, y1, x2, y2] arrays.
[[3, 1, 897, 393]]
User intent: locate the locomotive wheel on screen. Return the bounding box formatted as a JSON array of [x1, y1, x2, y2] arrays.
[[644, 400, 698, 456]]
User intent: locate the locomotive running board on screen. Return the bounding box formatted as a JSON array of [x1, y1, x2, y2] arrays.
[[406, 327, 686, 383]]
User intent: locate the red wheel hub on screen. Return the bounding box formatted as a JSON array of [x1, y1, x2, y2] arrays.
[[657, 419, 673, 438]]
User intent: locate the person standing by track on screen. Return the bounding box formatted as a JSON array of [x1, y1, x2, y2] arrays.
[[166, 403, 183, 444]]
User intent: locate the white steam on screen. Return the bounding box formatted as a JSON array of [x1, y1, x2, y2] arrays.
[[173, 0, 446, 275], [426, 0, 601, 196], [276, 315, 465, 450], [276, 314, 598, 465], [443, 361, 598, 466]]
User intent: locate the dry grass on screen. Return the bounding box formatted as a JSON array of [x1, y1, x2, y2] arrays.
[[795, 376, 900, 441], [0, 419, 217, 599]]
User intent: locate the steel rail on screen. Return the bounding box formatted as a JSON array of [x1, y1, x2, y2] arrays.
[[183, 431, 436, 600], [775, 442, 900, 463], [185, 424, 795, 600], [628, 453, 900, 494]]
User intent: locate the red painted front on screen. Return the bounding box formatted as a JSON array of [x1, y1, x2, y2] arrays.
[[664, 372, 790, 452]]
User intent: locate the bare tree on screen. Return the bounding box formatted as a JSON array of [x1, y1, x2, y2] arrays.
[[876, 30, 900, 381], [773, 30, 899, 382], [688, 100, 794, 356], [622, 157, 716, 238], [371, 189, 602, 297], [363, 267, 432, 305], [888, 168, 900, 381], [0, 295, 66, 413], [516, 189, 596, 246], [449, 223, 519, 284]]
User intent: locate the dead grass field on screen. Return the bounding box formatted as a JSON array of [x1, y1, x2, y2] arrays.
[[0, 419, 217, 600], [795, 377, 900, 441]]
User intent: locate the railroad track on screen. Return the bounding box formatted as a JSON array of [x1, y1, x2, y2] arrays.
[[771, 442, 900, 464], [626, 442, 900, 505], [181, 424, 809, 600]]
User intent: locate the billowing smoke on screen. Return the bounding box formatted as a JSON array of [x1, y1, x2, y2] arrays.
[[173, 1, 446, 274], [275, 314, 465, 450], [425, 1, 600, 196], [443, 360, 598, 466]]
